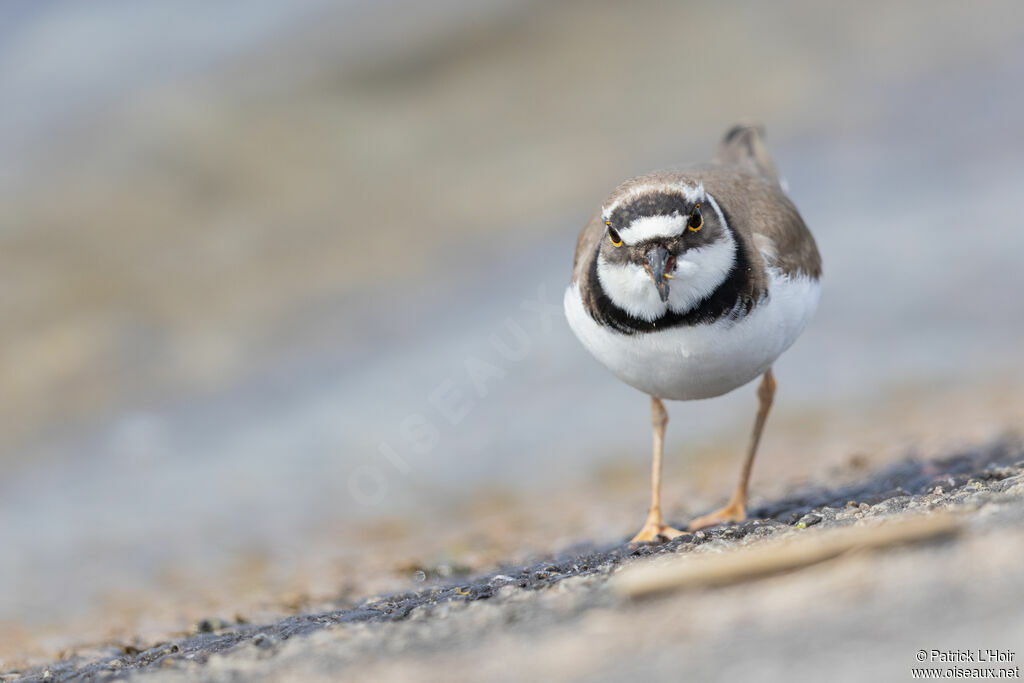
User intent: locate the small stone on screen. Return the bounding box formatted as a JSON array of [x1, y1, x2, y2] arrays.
[[412, 570, 426, 583], [190, 617, 232, 635], [797, 513, 823, 527]]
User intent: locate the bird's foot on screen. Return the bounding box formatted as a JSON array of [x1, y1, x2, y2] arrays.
[[629, 513, 685, 544], [688, 498, 746, 531]]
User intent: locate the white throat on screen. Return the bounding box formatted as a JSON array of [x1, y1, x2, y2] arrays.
[[666, 229, 737, 314], [596, 256, 668, 321]]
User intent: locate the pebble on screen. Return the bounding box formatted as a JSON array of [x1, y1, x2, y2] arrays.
[[796, 513, 823, 528], [191, 618, 231, 634]]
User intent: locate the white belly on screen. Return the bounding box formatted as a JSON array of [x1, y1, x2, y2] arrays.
[[563, 271, 820, 401]]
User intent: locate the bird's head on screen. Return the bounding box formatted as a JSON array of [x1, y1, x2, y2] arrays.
[[596, 182, 737, 322]]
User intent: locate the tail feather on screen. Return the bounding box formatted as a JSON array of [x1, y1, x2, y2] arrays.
[[715, 123, 781, 186]]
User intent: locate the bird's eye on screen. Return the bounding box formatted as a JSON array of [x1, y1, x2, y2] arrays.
[[606, 222, 623, 247], [688, 204, 703, 232]]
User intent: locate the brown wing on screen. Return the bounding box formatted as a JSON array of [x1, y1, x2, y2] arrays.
[[701, 167, 822, 280], [571, 205, 606, 284], [709, 125, 821, 279]]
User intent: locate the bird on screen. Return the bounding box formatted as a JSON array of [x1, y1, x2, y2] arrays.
[[563, 124, 822, 542]]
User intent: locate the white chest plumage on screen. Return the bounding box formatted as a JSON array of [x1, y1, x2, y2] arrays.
[[563, 270, 820, 401]]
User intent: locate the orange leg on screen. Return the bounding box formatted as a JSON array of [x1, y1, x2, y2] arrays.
[[630, 396, 685, 543], [689, 369, 776, 531]]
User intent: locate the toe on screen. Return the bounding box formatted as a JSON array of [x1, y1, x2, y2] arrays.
[[630, 524, 685, 544], [688, 504, 746, 531]]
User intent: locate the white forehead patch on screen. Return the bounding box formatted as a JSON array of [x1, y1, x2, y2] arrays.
[[619, 214, 686, 246], [601, 181, 705, 221]]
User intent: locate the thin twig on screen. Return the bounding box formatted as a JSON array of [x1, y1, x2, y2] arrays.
[[614, 513, 963, 599]]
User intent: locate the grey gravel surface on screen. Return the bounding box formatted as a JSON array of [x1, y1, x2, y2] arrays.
[[8, 438, 1024, 682]]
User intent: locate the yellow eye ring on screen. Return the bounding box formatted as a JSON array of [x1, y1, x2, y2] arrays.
[[606, 222, 623, 246], [688, 203, 703, 232]]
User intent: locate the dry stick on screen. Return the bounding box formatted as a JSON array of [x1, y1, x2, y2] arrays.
[[614, 513, 963, 599]]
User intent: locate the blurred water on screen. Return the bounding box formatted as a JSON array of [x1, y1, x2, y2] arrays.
[[0, 0, 526, 194], [2, 0, 1024, 646], [0, 0, 337, 186]]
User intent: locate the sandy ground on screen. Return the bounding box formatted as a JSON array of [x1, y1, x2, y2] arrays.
[[3, 374, 1023, 676], [6, 436, 1023, 682]]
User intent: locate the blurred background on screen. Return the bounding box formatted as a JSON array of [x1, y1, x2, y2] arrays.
[[3, 0, 1024, 666]]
